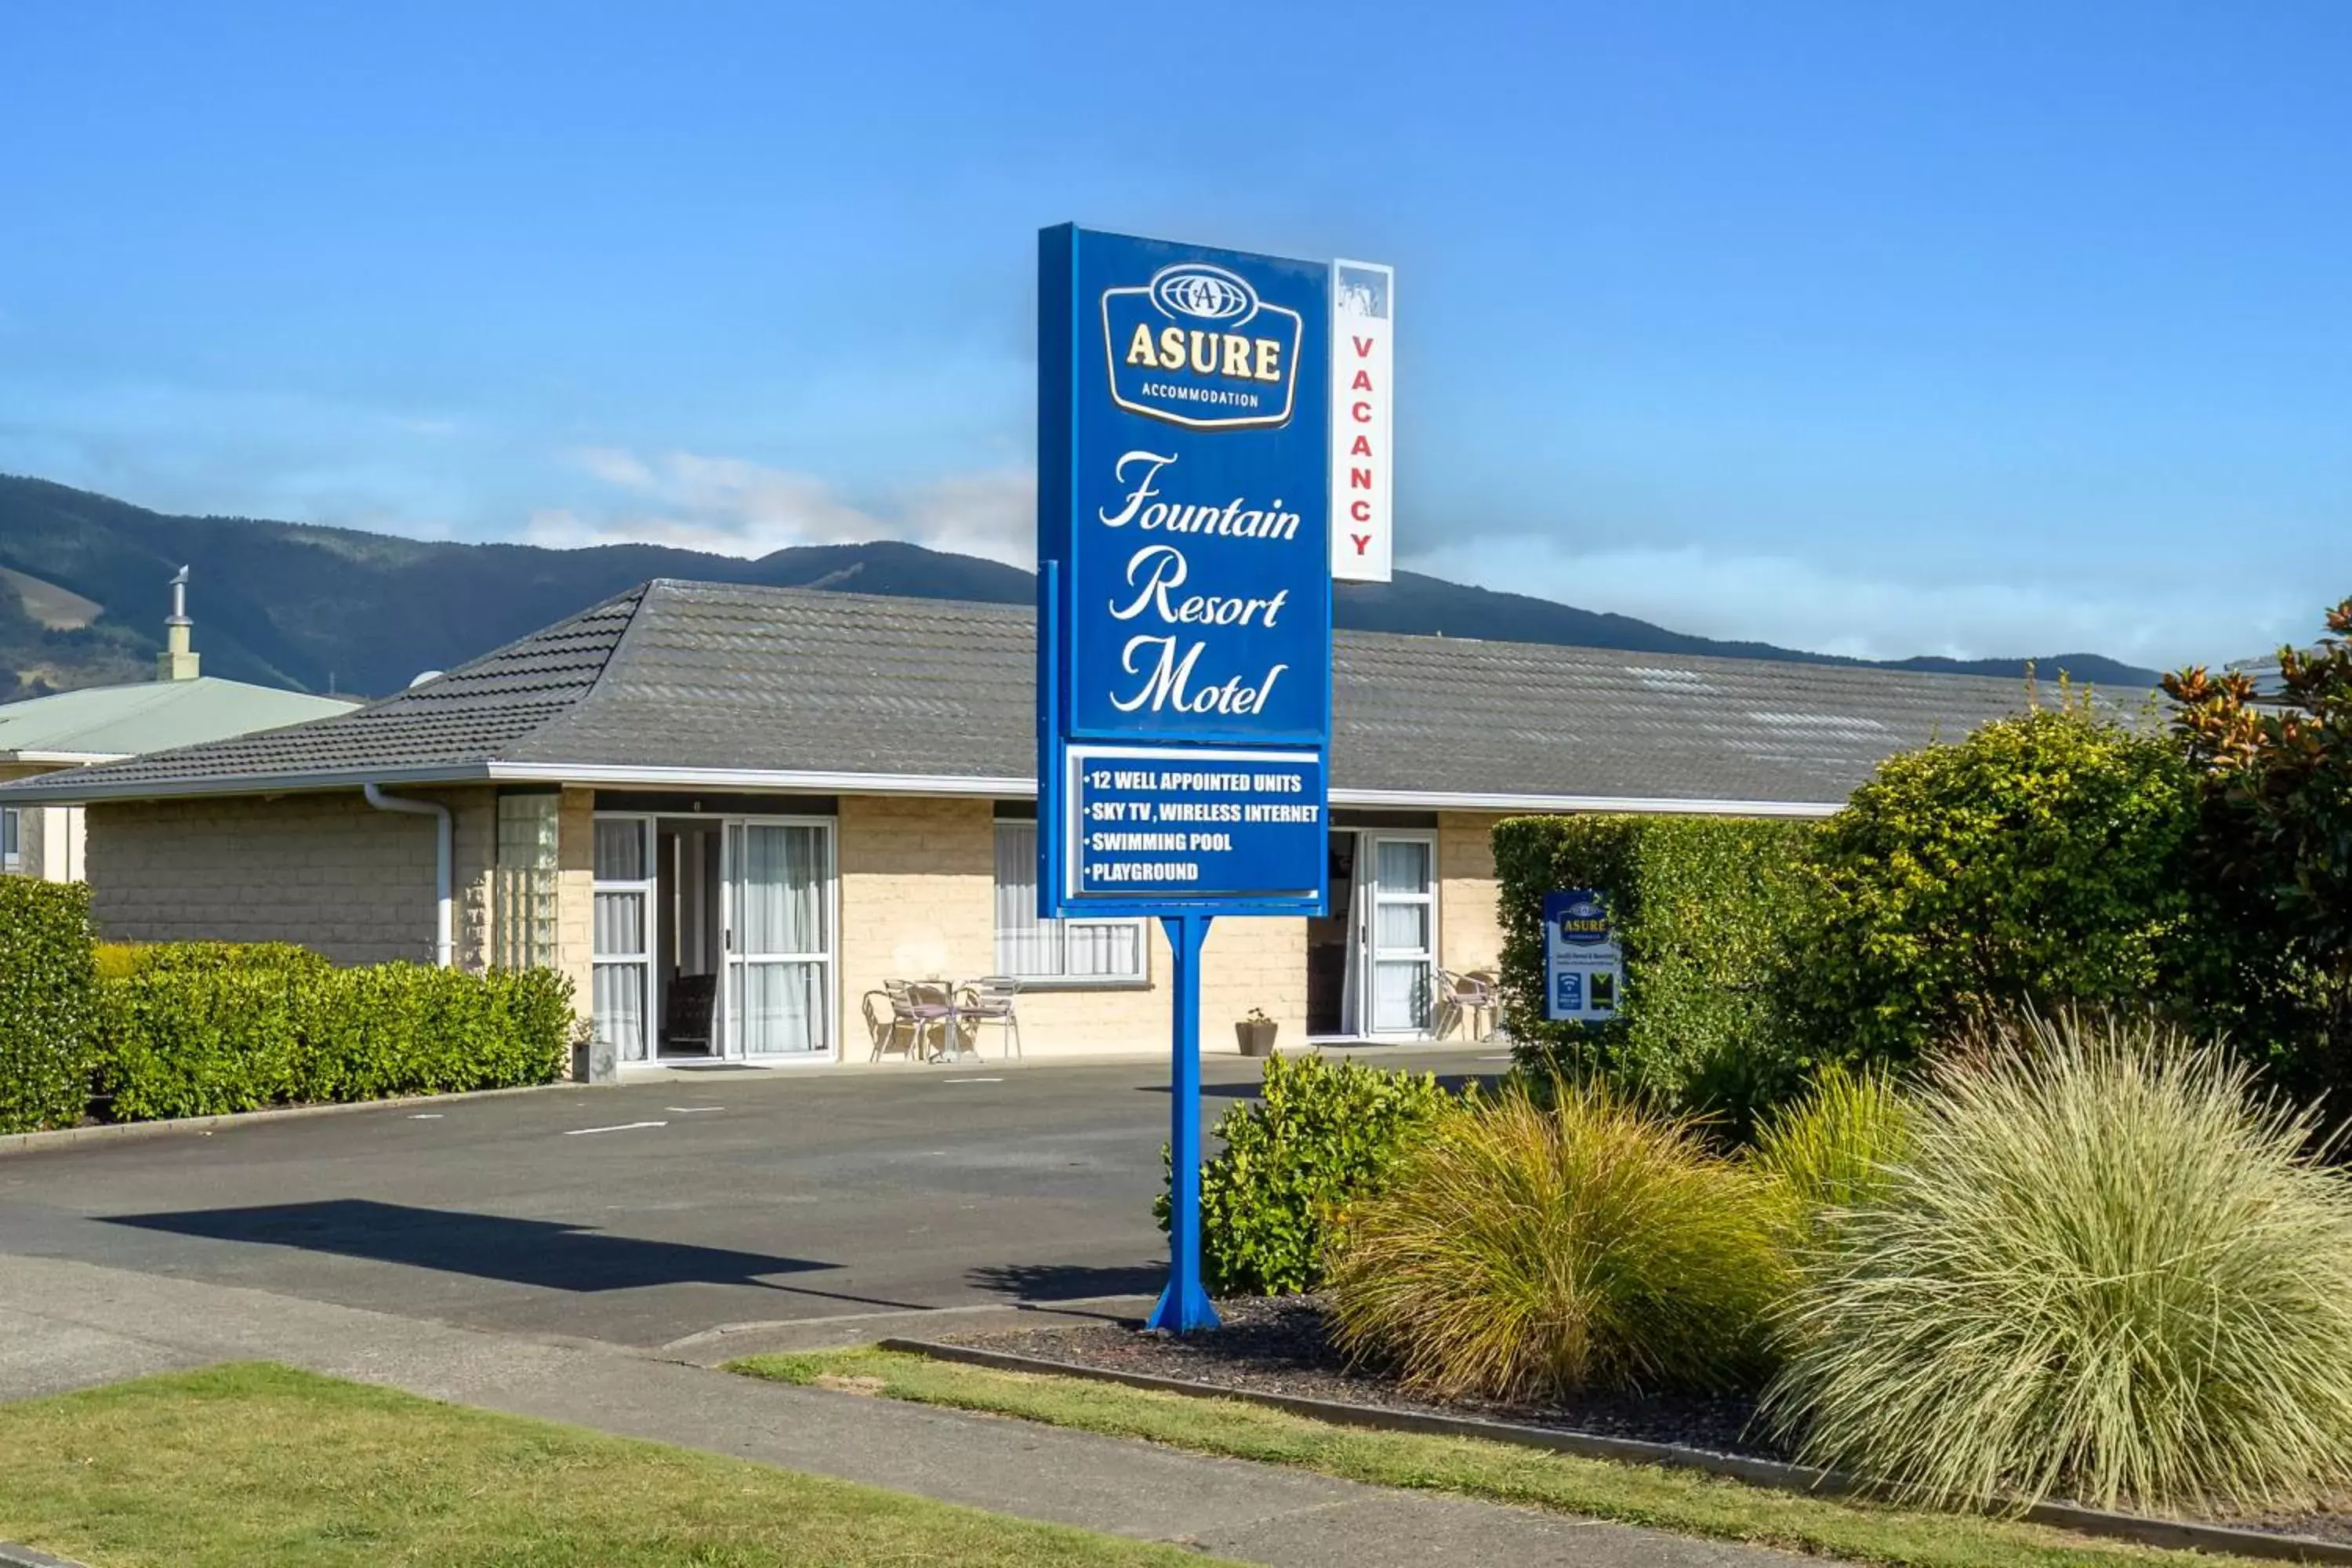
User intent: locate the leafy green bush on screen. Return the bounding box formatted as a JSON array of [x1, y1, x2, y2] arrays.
[[1327, 1077, 1791, 1401], [97, 944, 572, 1121], [2167, 598, 2352, 1104], [1749, 1065, 1911, 1240], [1763, 1011, 2352, 1513], [1162, 1054, 1450, 1295], [0, 879, 105, 1133], [1494, 814, 1818, 1131], [1798, 704, 2197, 1064]]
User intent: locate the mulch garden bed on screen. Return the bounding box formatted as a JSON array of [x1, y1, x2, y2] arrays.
[[939, 1294, 2352, 1548], [942, 1293, 1784, 1459]]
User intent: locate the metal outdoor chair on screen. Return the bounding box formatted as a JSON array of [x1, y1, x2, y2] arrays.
[[1435, 968, 1499, 1041], [906, 978, 978, 1062], [884, 978, 957, 1062], [1463, 968, 1504, 1041], [956, 975, 1023, 1060], [863, 989, 923, 1062]]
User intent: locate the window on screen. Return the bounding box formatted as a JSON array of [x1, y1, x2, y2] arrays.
[[2, 807, 19, 875], [993, 821, 1145, 982], [492, 793, 559, 968]]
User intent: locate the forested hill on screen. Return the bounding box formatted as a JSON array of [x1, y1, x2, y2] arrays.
[[0, 473, 2162, 701]]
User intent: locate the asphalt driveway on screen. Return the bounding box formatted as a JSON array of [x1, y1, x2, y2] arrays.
[[0, 1045, 1500, 1349]]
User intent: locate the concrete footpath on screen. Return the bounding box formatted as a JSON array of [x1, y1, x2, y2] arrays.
[[0, 1254, 1805, 1568]]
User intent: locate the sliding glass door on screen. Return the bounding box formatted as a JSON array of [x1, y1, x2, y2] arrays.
[[724, 819, 833, 1059], [593, 816, 658, 1062]]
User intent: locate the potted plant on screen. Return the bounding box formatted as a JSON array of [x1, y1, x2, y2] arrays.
[[1235, 1007, 1278, 1057]]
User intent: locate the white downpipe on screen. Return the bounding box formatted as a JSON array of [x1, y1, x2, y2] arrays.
[[363, 782, 453, 967]]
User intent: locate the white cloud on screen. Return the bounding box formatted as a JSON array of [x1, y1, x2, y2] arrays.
[[1401, 534, 2307, 671], [532, 447, 1035, 567]]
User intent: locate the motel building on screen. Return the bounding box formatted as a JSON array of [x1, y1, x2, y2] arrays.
[[0, 579, 2056, 1069]]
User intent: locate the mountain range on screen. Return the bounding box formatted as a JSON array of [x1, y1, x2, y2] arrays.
[[0, 473, 2164, 702]]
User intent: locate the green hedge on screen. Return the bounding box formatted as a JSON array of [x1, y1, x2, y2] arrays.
[[1494, 814, 1819, 1132], [100, 950, 572, 1122], [1160, 1053, 1452, 1295], [0, 880, 106, 1134]]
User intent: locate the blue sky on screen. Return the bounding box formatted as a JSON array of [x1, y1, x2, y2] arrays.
[[3, 0, 2346, 668]]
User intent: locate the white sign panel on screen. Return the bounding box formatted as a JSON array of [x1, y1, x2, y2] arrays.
[[1330, 260, 1392, 583]]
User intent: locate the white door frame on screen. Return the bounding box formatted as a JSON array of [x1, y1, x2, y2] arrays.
[[590, 812, 661, 1064], [1359, 829, 1439, 1037], [720, 814, 840, 1066]]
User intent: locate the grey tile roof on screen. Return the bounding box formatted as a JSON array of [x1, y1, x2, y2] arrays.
[[0, 578, 2092, 809]]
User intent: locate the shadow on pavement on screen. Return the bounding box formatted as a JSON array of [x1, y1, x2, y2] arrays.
[[966, 1260, 1168, 1301], [105, 1200, 836, 1294]]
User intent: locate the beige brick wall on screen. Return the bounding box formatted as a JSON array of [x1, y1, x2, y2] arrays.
[[85, 786, 492, 965], [1437, 811, 1508, 978], [554, 786, 597, 1017], [830, 797, 1307, 1061], [836, 795, 996, 1054]]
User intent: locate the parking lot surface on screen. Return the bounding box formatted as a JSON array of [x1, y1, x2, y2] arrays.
[[0, 1045, 1501, 1348]]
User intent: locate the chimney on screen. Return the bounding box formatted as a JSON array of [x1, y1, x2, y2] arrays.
[[156, 565, 200, 682]]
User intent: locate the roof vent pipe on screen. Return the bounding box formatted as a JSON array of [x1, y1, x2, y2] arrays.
[[363, 784, 452, 967], [157, 564, 201, 682]]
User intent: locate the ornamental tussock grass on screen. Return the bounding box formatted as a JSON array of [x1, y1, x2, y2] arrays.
[[1749, 1063, 1912, 1238], [1762, 1011, 2352, 1515], [1325, 1076, 1791, 1402]]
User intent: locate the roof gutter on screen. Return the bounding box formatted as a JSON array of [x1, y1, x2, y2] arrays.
[[362, 784, 453, 968], [0, 759, 1845, 821]]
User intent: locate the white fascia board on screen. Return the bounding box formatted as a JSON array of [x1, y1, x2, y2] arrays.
[[1, 758, 1840, 819], [0, 763, 492, 804], [7, 750, 131, 766], [480, 762, 1033, 797]]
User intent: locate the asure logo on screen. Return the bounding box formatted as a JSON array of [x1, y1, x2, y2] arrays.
[[1555, 894, 1611, 946], [1102, 263, 1302, 431]]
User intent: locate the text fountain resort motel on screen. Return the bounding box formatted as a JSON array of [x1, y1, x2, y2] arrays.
[[0, 580, 2056, 1069]]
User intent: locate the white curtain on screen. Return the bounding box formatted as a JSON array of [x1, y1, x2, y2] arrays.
[[992, 822, 1143, 979], [594, 964, 648, 1060], [734, 961, 822, 1056], [593, 891, 644, 956]]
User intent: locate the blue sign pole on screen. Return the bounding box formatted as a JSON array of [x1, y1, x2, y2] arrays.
[[1037, 223, 1347, 1337], [1149, 912, 1218, 1333]]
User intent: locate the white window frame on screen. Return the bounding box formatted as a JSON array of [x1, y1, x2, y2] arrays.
[[992, 818, 1149, 987]]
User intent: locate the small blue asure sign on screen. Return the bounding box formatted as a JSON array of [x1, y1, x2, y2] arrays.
[[1543, 888, 1624, 1024], [1037, 225, 1333, 916]]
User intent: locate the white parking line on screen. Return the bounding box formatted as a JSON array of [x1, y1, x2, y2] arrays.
[[663, 1106, 726, 1114], [943, 1077, 1004, 1084], [564, 1120, 670, 1136], [408, 1113, 444, 1120]]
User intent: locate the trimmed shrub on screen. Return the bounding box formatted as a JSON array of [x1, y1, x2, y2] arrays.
[[1748, 1065, 1911, 1239], [0, 879, 104, 1133], [1494, 814, 1818, 1131], [96, 944, 572, 1121], [103, 961, 310, 1120], [1764, 1011, 2352, 1513], [1327, 1077, 1791, 1401], [1798, 704, 2197, 1064], [1163, 1054, 1450, 1296]]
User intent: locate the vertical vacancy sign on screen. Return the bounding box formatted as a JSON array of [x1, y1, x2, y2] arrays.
[[1331, 260, 1393, 583], [1038, 223, 1357, 1332]]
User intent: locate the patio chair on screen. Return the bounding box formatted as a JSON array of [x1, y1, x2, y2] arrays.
[[1435, 968, 1498, 1041], [905, 978, 978, 1062], [884, 978, 956, 1062], [1460, 969, 1502, 1041], [862, 989, 923, 1062], [956, 975, 1023, 1060]]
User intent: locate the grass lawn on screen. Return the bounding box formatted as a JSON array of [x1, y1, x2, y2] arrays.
[[731, 1348, 2279, 1568], [0, 1361, 1233, 1568]]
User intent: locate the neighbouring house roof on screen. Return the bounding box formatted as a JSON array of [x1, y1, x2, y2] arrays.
[[0, 674, 359, 765], [0, 579, 2110, 815]]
